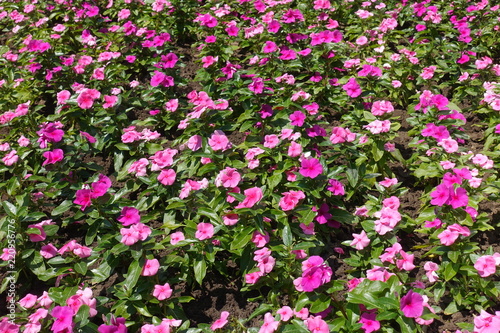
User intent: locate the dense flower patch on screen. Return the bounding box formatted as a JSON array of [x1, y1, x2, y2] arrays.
[[1, 0, 500, 332]]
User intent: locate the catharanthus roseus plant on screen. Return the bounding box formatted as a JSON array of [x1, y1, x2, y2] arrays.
[[2, 0, 500, 332]]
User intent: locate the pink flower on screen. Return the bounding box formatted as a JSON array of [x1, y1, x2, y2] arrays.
[[262, 41, 278, 53], [359, 312, 380, 333], [400, 290, 424, 318], [424, 262, 439, 282], [98, 317, 127, 333], [117, 207, 140, 226], [141, 258, 160, 276], [305, 316, 329, 333], [42, 149, 64, 166], [351, 230, 370, 250], [57, 90, 71, 104], [201, 56, 219, 68], [288, 141, 302, 157], [170, 231, 185, 245], [195, 223, 214, 240], [215, 167, 241, 188], [474, 310, 500, 333], [430, 184, 450, 206], [279, 190, 305, 211], [51, 306, 74, 333], [158, 169, 176, 186], [245, 271, 262, 284], [236, 187, 263, 209], [128, 158, 149, 177], [342, 78, 362, 98], [3, 150, 19, 166], [371, 100, 394, 116], [258, 313, 279, 333], [379, 177, 398, 187], [474, 255, 497, 277], [153, 283, 172, 300], [19, 294, 38, 308], [74, 189, 93, 211], [289, 111, 306, 126], [449, 187, 469, 209], [299, 158, 323, 179], [76, 88, 100, 109], [211, 311, 229, 330], [208, 131, 231, 151], [277, 306, 293, 321], [187, 135, 202, 151]]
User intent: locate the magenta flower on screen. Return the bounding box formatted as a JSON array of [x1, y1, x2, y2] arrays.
[[236, 187, 263, 209], [400, 290, 424, 318], [141, 258, 160, 276], [51, 306, 74, 333], [449, 187, 469, 209], [211, 311, 230, 330], [42, 149, 64, 166], [299, 158, 323, 179], [342, 77, 362, 98], [153, 283, 172, 300], [74, 189, 93, 211], [289, 110, 306, 126], [98, 317, 127, 333], [430, 184, 450, 206], [91, 174, 111, 198], [359, 312, 381, 333], [195, 223, 214, 241], [117, 207, 140, 226]]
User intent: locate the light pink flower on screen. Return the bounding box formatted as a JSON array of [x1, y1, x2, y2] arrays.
[[170, 231, 185, 245], [351, 230, 370, 250], [141, 258, 160, 276], [258, 313, 279, 333], [474, 255, 497, 277], [153, 283, 172, 300], [208, 131, 231, 151], [305, 316, 329, 333], [158, 169, 176, 186], [196, 223, 214, 240], [236, 187, 263, 209], [279, 190, 305, 211], [211, 311, 230, 330], [215, 167, 241, 188]]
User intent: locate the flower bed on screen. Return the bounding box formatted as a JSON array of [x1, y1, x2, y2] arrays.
[[1, 0, 500, 332]]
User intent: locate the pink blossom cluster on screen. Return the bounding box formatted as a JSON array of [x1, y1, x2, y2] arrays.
[[379, 242, 415, 272], [179, 178, 208, 199], [120, 222, 152, 246], [279, 190, 305, 211], [36, 121, 64, 148], [179, 91, 229, 129], [245, 247, 275, 284], [73, 174, 112, 210], [40, 239, 92, 259], [121, 126, 161, 143], [373, 196, 401, 235], [437, 224, 470, 246], [140, 318, 182, 333], [0, 100, 30, 124], [294, 256, 332, 292]]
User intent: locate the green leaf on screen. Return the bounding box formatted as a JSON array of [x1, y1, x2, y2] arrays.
[[230, 227, 253, 250], [122, 260, 142, 295], [51, 200, 73, 216], [444, 301, 459, 315], [74, 261, 88, 275], [198, 206, 221, 224], [114, 152, 124, 172], [267, 172, 282, 190], [282, 223, 292, 247], [75, 304, 90, 326], [396, 316, 416, 333], [194, 256, 206, 285], [2, 201, 17, 217]]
